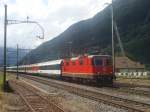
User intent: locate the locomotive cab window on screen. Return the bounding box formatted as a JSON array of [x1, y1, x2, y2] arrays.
[[92, 57, 103, 66]]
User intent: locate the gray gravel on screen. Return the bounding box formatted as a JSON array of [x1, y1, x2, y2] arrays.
[[1, 92, 29, 112], [20, 77, 127, 112], [26, 76, 150, 105], [133, 87, 150, 92]]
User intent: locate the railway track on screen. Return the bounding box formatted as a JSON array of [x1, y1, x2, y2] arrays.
[[9, 72, 150, 97], [20, 74, 150, 112], [113, 87, 150, 97], [112, 82, 150, 97], [114, 82, 150, 89], [9, 80, 65, 112]]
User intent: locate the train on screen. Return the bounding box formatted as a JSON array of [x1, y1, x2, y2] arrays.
[[7, 55, 114, 85]]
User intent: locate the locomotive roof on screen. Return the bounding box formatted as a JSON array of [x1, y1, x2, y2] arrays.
[[69, 55, 111, 60], [88, 55, 111, 58]]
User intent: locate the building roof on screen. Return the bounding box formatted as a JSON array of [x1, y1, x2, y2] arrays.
[[115, 57, 145, 69]]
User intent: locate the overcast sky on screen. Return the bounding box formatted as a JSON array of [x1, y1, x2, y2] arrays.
[[0, 0, 111, 49]]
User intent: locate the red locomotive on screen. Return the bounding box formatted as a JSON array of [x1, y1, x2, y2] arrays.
[[61, 55, 113, 85]]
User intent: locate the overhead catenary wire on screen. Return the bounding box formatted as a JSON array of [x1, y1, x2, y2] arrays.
[[113, 21, 129, 71]]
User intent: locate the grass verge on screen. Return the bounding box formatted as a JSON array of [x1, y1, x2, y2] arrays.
[[0, 72, 13, 92], [0, 72, 3, 92]]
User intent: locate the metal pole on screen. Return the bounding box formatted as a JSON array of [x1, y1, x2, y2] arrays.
[[3, 5, 7, 90], [111, 0, 115, 78], [16, 44, 19, 79]]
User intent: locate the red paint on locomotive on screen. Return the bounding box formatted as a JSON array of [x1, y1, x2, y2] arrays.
[[61, 55, 113, 82]]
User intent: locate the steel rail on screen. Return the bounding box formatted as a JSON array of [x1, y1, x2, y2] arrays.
[[20, 74, 150, 112], [9, 80, 65, 112], [20, 81, 65, 112], [114, 82, 150, 88]]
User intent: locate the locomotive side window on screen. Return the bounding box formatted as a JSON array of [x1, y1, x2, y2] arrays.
[[72, 60, 75, 65], [79, 58, 83, 65], [66, 59, 69, 66], [66, 62, 69, 66]]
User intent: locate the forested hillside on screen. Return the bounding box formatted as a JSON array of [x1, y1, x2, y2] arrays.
[[21, 0, 150, 67]]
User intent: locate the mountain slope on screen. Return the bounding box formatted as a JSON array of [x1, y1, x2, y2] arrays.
[[0, 47, 30, 66], [21, 0, 150, 66]]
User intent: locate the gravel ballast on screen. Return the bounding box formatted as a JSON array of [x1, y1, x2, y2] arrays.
[[21, 77, 128, 112]]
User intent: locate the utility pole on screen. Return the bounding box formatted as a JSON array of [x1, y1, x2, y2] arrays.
[[111, 0, 116, 79], [3, 5, 7, 90], [16, 44, 19, 79], [3, 4, 44, 90]]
